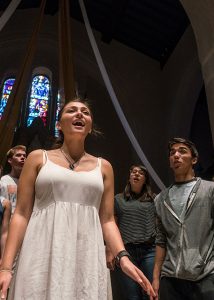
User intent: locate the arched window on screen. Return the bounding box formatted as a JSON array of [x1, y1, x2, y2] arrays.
[[0, 78, 15, 120], [27, 75, 50, 126]]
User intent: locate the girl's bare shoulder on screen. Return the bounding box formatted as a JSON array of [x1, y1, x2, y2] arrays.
[[26, 149, 44, 162]]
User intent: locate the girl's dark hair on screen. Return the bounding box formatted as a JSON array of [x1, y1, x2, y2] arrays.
[[53, 97, 102, 149], [124, 165, 154, 201]]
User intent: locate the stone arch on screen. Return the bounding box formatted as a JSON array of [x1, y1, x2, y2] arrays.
[[179, 0, 214, 143]]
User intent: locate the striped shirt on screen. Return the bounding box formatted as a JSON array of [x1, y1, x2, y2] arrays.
[[114, 193, 156, 245]]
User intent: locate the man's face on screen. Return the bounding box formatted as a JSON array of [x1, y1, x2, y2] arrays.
[[169, 143, 197, 175], [9, 149, 26, 170]]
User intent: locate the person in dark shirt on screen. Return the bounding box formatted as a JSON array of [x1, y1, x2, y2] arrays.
[[107, 164, 156, 300]]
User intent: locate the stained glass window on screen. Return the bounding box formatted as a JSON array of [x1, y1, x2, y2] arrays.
[[27, 75, 50, 126], [0, 78, 15, 120], [55, 92, 61, 137]]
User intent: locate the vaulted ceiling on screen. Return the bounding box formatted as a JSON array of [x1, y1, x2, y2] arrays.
[[0, 0, 190, 66]]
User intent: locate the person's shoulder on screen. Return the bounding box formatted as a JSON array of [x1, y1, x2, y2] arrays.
[[27, 149, 44, 159], [115, 193, 124, 201], [0, 174, 15, 185], [99, 157, 112, 168], [114, 193, 125, 211], [154, 187, 170, 204], [24, 149, 44, 168], [95, 157, 113, 180], [1, 174, 10, 181], [97, 157, 113, 174], [199, 178, 214, 190]]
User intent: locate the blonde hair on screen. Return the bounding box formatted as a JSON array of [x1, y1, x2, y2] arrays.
[[6, 145, 26, 159]]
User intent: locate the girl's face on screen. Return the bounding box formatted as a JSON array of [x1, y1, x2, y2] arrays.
[[57, 101, 92, 138], [129, 166, 146, 193]]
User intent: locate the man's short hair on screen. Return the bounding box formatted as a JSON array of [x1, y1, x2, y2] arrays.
[[7, 145, 26, 159], [168, 137, 199, 159]]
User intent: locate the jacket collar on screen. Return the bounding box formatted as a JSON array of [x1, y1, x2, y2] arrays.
[[163, 178, 201, 222]]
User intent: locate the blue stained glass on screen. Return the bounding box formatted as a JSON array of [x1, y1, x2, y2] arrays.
[[27, 75, 50, 126], [55, 92, 61, 137], [0, 78, 15, 120]]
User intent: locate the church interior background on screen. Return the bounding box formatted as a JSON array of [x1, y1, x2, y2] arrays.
[[0, 0, 214, 195]]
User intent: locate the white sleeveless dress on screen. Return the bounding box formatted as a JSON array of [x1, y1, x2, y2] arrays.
[[8, 152, 111, 300]]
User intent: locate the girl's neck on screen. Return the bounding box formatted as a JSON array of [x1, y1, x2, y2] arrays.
[[62, 139, 85, 159], [131, 187, 142, 194]]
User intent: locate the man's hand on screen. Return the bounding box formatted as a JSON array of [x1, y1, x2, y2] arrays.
[[150, 278, 159, 300]]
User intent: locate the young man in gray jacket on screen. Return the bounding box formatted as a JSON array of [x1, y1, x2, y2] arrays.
[[151, 137, 214, 300]]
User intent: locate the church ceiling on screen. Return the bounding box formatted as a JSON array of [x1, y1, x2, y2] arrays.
[[0, 0, 189, 65]]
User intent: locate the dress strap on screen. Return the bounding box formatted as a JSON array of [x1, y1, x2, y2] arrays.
[[97, 157, 102, 168], [42, 150, 49, 165]]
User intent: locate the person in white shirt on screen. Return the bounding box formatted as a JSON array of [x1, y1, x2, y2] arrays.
[[0, 196, 11, 264], [0, 145, 26, 214]]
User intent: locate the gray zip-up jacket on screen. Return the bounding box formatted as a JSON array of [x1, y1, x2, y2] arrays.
[[155, 178, 214, 281]]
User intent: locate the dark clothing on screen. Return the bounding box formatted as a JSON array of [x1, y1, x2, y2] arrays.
[[114, 193, 156, 245], [115, 244, 155, 300], [160, 275, 214, 300], [155, 178, 214, 281], [114, 193, 156, 299]]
